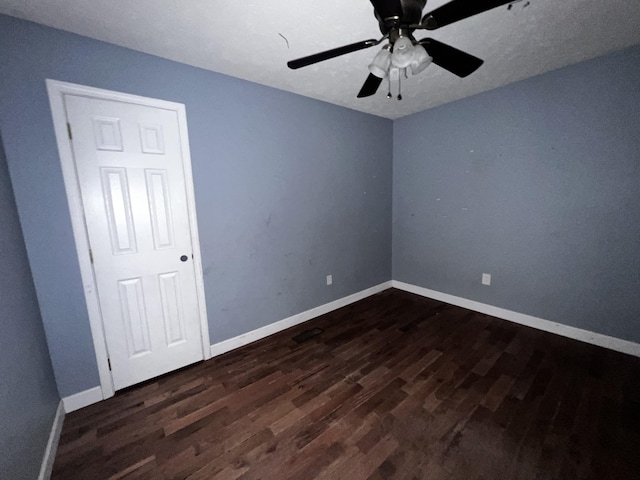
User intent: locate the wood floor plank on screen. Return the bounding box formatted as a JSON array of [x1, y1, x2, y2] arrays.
[[52, 289, 640, 479]]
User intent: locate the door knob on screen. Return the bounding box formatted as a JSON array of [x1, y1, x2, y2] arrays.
[[180, 255, 189, 262]]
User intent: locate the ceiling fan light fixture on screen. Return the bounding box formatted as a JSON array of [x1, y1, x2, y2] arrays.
[[368, 46, 392, 78], [287, 0, 503, 99], [391, 36, 415, 69], [410, 45, 432, 75]]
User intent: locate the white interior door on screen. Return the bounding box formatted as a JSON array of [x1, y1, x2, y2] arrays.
[[64, 93, 205, 390]]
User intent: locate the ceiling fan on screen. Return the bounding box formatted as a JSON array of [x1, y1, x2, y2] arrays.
[[287, 0, 516, 99]]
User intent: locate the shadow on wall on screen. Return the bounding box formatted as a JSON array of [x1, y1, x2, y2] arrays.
[[0, 131, 61, 479]]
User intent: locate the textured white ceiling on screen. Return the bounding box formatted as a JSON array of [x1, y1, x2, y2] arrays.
[[1, 0, 639, 119]]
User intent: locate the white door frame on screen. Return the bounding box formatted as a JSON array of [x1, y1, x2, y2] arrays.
[[46, 79, 211, 401]]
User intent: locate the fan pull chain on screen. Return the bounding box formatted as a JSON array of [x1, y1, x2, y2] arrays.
[[397, 72, 402, 101], [387, 77, 392, 99]]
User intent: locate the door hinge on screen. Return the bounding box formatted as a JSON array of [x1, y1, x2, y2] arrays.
[[107, 358, 112, 371], [89, 248, 94, 264], [66, 122, 73, 140]]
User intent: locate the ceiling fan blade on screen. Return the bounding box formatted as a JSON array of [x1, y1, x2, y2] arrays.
[[287, 39, 378, 69], [369, 0, 403, 20], [422, 0, 514, 30], [357, 74, 383, 98], [419, 38, 483, 77]]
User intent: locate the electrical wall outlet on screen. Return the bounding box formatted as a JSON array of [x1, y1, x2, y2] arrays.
[[326, 274, 333, 286], [482, 273, 491, 286]]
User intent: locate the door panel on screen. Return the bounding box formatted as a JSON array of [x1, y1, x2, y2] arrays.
[[146, 169, 174, 249], [65, 94, 204, 390]]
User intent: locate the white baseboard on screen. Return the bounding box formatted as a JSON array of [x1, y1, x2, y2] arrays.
[[392, 280, 640, 358], [58, 284, 392, 411], [211, 281, 392, 357], [38, 401, 65, 480], [59, 279, 639, 414], [62, 386, 103, 413]]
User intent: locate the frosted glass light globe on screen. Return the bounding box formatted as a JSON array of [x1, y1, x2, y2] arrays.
[[391, 37, 414, 69]]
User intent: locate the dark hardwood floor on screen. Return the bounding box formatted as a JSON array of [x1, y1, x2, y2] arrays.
[[52, 289, 640, 480]]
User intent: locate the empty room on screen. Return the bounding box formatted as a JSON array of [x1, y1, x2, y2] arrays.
[[1, 1, 639, 479]]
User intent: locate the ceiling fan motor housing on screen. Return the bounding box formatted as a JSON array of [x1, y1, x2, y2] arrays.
[[374, 0, 427, 33]]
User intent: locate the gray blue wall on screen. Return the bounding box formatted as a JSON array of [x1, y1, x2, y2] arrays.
[[0, 14, 393, 397], [0, 133, 60, 478], [393, 45, 640, 342]]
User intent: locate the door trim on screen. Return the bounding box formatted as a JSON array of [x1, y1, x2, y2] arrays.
[[46, 79, 211, 401]]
